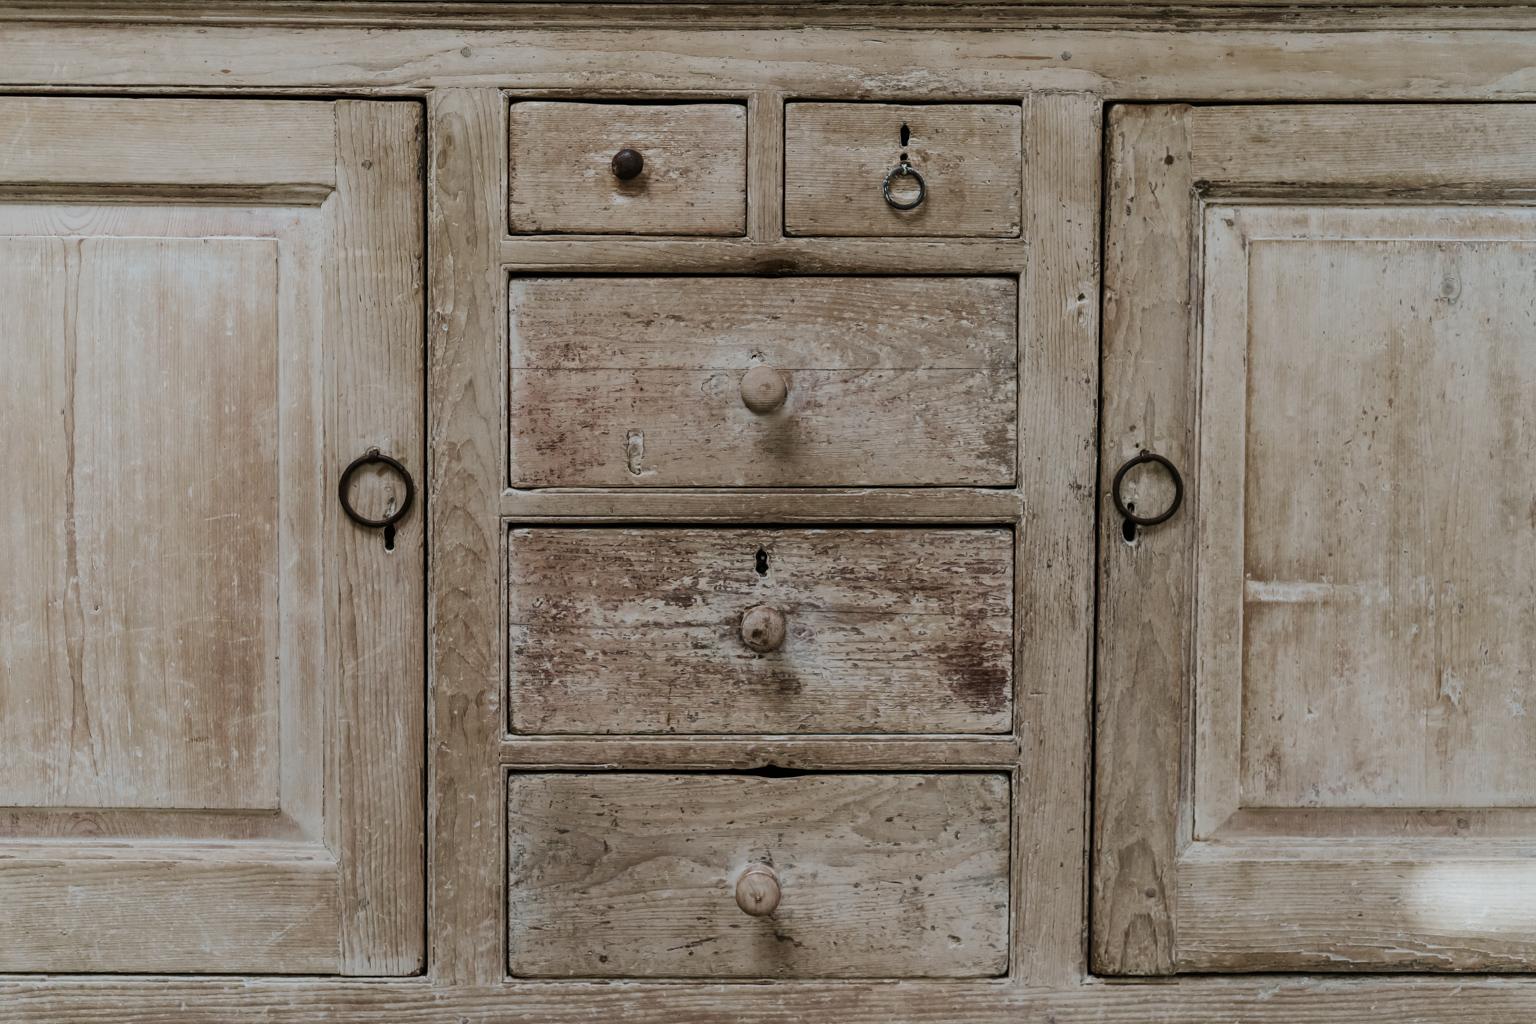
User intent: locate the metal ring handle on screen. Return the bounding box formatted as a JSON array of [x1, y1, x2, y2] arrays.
[[882, 162, 927, 211], [1111, 451, 1183, 527], [338, 448, 415, 530]]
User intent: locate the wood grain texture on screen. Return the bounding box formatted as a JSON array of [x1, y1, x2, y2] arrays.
[[0, 234, 281, 814], [328, 99, 426, 976], [1099, 105, 1536, 978], [507, 527, 1013, 734], [508, 101, 746, 234], [1014, 90, 1099, 987], [11, 977, 1536, 1024], [499, 486, 1021, 522], [1188, 104, 1536, 188], [0, 845, 340, 973], [0, 97, 335, 190], [425, 88, 508, 986], [19, 24, 1536, 103], [501, 237, 1025, 273], [506, 772, 1011, 978], [1091, 103, 1194, 977], [499, 736, 1021, 768], [785, 103, 1022, 237], [508, 276, 1017, 487]]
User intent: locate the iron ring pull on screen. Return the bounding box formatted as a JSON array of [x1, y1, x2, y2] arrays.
[[1111, 450, 1184, 527], [882, 161, 927, 211], [338, 448, 415, 530]]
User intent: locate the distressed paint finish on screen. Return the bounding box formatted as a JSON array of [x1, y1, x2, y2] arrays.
[[507, 527, 1013, 734], [785, 102, 1023, 237], [508, 101, 747, 235], [506, 772, 1011, 978], [508, 276, 1018, 487]]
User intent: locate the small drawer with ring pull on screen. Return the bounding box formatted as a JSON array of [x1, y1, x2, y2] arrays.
[[784, 102, 1023, 237], [508, 100, 747, 235]]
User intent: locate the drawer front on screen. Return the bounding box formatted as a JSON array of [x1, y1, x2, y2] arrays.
[[507, 772, 1011, 978], [507, 527, 1013, 734], [508, 101, 746, 235], [508, 276, 1018, 487], [785, 102, 1022, 237]]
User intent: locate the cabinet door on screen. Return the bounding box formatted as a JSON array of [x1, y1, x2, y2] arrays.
[[0, 98, 423, 973], [1095, 105, 1536, 975]]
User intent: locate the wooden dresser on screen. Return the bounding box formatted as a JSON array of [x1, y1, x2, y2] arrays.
[[0, 4, 1533, 1021]]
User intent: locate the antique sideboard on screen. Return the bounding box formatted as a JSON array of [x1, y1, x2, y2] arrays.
[[1, 2, 1534, 1020]]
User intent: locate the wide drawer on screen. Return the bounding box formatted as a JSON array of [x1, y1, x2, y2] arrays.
[[507, 101, 747, 235], [785, 102, 1023, 237], [507, 527, 1013, 734], [506, 772, 1011, 978], [507, 276, 1018, 487]]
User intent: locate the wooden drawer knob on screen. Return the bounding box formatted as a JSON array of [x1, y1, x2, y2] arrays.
[[740, 605, 787, 653], [611, 147, 645, 181], [739, 365, 788, 414], [735, 864, 781, 917]]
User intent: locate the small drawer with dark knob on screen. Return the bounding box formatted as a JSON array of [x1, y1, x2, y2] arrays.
[[507, 526, 1014, 735], [508, 101, 746, 235], [508, 275, 1018, 487], [507, 772, 1011, 978], [785, 102, 1023, 237]]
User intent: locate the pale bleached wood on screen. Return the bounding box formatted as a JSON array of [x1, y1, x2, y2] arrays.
[[1014, 90, 1099, 987], [328, 99, 426, 976], [425, 88, 508, 987], [1188, 104, 1536, 188], [501, 236, 1026, 272], [1178, 845, 1536, 971], [506, 773, 1011, 978], [0, 234, 281, 814], [500, 486, 1021, 522], [508, 276, 1017, 487], [508, 101, 746, 235], [507, 527, 1013, 734], [785, 102, 1022, 237], [0, 845, 340, 973], [499, 736, 1020, 768], [24, 25, 1536, 104], [0, 97, 335, 190], [1092, 103, 1195, 977]]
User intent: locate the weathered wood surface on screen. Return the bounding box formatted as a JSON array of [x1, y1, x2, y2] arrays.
[[507, 527, 1013, 734], [21, 24, 1536, 103], [506, 772, 1011, 977], [785, 102, 1022, 237], [508, 276, 1017, 487], [328, 98, 427, 975], [9, 977, 1536, 1024], [1014, 90, 1100, 986], [426, 88, 509, 986], [1091, 103, 1194, 977], [0, 97, 424, 974], [0, 97, 335, 192], [1097, 103, 1536, 978], [508, 101, 746, 235], [499, 736, 1021, 768]]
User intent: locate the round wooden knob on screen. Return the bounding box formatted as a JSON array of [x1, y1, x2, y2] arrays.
[[735, 864, 781, 917], [740, 605, 787, 653], [740, 366, 788, 414], [611, 148, 645, 181]]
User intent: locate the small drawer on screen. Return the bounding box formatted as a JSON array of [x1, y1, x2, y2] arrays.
[[508, 101, 746, 235], [785, 102, 1022, 237], [507, 526, 1013, 735], [508, 275, 1017, 487], [507, 772, 1011, 978]]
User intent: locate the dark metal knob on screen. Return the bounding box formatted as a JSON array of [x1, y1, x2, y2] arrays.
[[1111, 450, 1183, 527], [611, 148, 645, 181]]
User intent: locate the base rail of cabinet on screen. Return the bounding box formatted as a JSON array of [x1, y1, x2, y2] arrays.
[[498, 736, 1023, 769], [2, 977, 1535, 1022]]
